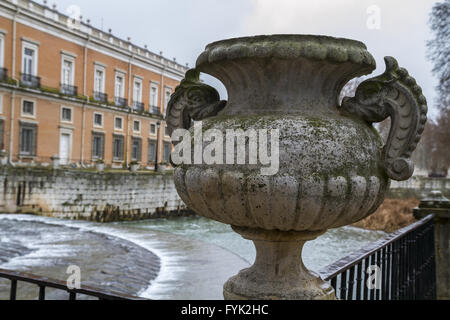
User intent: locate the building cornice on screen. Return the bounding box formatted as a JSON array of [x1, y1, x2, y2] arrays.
[[20, 36, 40, 46], [60, 50, 77, 58], [0, 0, 188, 81]]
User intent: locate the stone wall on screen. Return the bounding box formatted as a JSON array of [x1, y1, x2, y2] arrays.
[[0, 166, 191, 222], [388, 177, 450, 199]]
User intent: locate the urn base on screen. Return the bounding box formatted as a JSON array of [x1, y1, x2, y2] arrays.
[[223, 227, 336, 300]]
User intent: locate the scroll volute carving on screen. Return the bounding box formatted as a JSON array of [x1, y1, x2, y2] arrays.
[[165, 69, 227, 140], [341, 57, 428, 181]]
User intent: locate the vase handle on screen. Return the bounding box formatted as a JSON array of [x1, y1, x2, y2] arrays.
[[165, 69, 227, 138], [341, 57, 428, 181]]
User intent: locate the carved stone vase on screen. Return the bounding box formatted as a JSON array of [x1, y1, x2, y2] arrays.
[[166, 35, 427, 300]]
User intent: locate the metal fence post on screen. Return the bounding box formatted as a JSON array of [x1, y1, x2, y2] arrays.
[[414, 190, 450, 300]]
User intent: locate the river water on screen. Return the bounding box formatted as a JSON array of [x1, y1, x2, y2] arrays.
[[0, 214, 386, 300]]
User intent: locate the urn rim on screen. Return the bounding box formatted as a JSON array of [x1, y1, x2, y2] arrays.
[[196, 34, 376, 71]]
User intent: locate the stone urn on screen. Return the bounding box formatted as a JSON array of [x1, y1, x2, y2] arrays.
[[50, 154, 60, 169], [95, 160, 105, 172], [166, 35, 427, 300], [130, 162, 139, 173]]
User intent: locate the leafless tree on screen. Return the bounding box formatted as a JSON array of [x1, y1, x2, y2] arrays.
[[424, 0, 450, 174], [427, 0, 450, 111]]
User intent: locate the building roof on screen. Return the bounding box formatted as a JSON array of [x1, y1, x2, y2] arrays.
[[1, 0, 189, 79]]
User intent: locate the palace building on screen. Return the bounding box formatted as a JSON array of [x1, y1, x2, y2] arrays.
[[0, 0, 188, 168]]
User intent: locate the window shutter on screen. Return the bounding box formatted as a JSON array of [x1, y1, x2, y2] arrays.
[[119, 136, 124, 160], [92, 132, 105, 159], [18, 122, 37, 156], [92, 134, 96, 158], [0, 120, 4, 150], [131, 137, 142, 162], [112, 137, 115, 160], [138, 139, 142, 162], [31, 125, 37, 156], [100, 134, 105, 159], [113, 135, 124, 161], [19, 126, 23, 153], [164, 142, 171, 163], [149, 140, 157, 163]]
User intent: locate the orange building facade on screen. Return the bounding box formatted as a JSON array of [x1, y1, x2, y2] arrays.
[[0, 0, 188, 168]]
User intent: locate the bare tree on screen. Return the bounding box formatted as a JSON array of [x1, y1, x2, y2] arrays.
[[425, 0, 450, 175], [427, 0, 450, 110]]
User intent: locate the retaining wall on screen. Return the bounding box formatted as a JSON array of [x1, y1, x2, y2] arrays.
[[0, 166, 191, 222]]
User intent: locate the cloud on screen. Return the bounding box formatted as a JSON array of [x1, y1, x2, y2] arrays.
[[52, 0, 441, 116], [242, 0, 440, 116]]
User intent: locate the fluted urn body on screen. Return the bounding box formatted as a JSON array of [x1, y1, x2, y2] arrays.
[[167, 35, 428, 300]]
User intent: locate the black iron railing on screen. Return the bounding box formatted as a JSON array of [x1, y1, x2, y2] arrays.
[[133, 101, 145, 112], [0, 268, 145, 300], [320, 215, 436, 300], [60, 83, 78, 96], [0, 67, 7, 81], [150, 105, 161, 116], [20, 73, 41, 88], [93, 91, 108, 103], [115, 97, 128, 107]]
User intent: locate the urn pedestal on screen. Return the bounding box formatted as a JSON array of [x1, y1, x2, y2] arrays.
[[166, 35, 428, 300]]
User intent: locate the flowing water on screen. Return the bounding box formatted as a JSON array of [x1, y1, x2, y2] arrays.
[[0, 214, 386, 300]]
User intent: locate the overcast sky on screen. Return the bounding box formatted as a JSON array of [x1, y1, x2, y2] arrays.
[[53, 0, 441, 117]]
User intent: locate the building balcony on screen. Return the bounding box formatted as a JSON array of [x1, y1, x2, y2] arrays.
[[132, 101, 145, 113], [93, 91, 108, 103], [115, 97, 128, 107], [20, 73, 41, 89], [150, 106, 162, 116], [0, 68, 8, 82], [60, 83, 78, 96]]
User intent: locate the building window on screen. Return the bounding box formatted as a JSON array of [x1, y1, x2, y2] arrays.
[[22, 42, 38, 76], [61, 107, 73, 123], [164, 88, 172, 117], [0, 34, 4, 68], [131, 137, 142, 162], [94, 66, 105, 93], [163, 142, 172, 163], [93, 112, 103, 127], [19, 122, 37, 156], [148, 139, 156, 163], [59, 130, 72, 165], [0, 120, 4, 150], [114, 117, 123, 130], [112, 134, 124, 161], [165, 126, 170, 137], [22, 100, 35, 117], [133, 120, 140, 133], [92, 132, 105, 159], [61, 56, 75, 86], [115, 73, 125, 98], [150, 123, 156, 135], [133, 78, 142, 102], [150, 84, 158, 107]]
